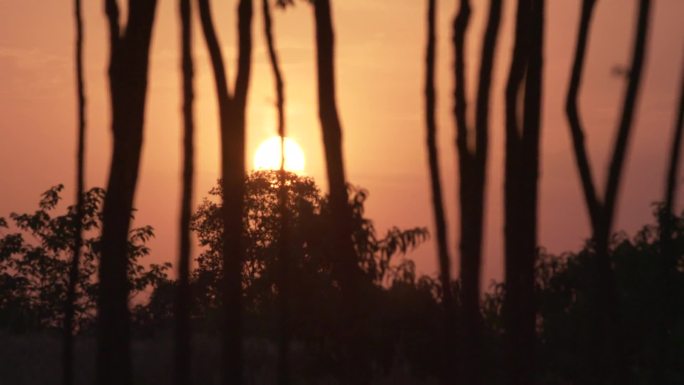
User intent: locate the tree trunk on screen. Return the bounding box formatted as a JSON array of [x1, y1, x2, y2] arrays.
[[565, 1, 651, 382], [424, 0, 456, 381], [97, 2, 157, 385], [63, 0, 86, 383], [174, 0, 194, 384], [197, 1, 253, 384], [452, 1, 502, 383], [261, 1, 290, 384], [503, 1, 543, 384]]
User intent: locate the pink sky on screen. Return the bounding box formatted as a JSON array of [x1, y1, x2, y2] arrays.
[[0, 0, 682, 285]]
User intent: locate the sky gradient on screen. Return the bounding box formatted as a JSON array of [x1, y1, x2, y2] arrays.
[[0, 0, 682, 285]]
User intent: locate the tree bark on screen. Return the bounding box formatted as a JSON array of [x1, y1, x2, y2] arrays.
[[63, 0, 86, 384], [197, 1, 253, 384], [503, 1, 543, 384], [175, 0, 194, 384], [98, 2, 158, 385]]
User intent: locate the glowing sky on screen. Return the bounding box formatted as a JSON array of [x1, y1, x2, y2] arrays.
[[0, 0, 682, 283]]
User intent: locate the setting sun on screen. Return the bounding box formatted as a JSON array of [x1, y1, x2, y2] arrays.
[[253, 136, 306, 173]]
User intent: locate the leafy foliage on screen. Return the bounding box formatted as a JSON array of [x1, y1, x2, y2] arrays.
[[0, 185, 170, 333]]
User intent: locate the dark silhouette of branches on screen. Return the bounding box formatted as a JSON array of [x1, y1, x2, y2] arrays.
[[452, 1, 502, 383], [663, 66, 684, 242], [174, 0, 194, 384], [98, 1, 158, 385], [197, 0, 253, 383], [63, 1, 86, 384], [565, 0, 651, 382], [503, 0, 543, 384], [261, 1, 291, 384], [424, 0, 455, 381]]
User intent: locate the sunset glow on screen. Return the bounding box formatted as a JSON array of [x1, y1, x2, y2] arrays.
[[253, 136, 305, 173]]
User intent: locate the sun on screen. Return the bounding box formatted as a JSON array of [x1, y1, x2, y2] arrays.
[[253, 136, 305, 173]]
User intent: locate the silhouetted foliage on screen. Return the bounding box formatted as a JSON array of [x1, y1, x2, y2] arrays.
[[0, 186, 170, 333]]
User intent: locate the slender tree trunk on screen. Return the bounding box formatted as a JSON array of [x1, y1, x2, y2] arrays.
[[197, 1, 253, 383], [424, 0, 456, 382], [261, 1, 290, 384], [175, 0, 194, 384], [63, 1, 86, 384], [98, 2, 158, 385], [312, 1, 368, 382], [451, 1, 502, 383], [503, 1, 543, 384], [655, 64, 683, 384], [565, 1, 651, 382]]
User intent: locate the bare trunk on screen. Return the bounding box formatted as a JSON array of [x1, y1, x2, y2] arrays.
[[97, 2, 157, 385], [174, 0, 194, 384], [424, 0, 455, 381], [452, 0, 502, 383], [503, 1, 543, 384], [197, 1, 253, 384], [565, 1, 651, 382], [63, 0, 86, 383], [261, 1, 290, 384]]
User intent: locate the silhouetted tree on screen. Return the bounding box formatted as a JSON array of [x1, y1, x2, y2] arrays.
[[424, 0, 455, 381], [63, 0, 86, 384], [175, 0, 194, 384], [565, 0, 651, 382], [503, 0, 543, 384], [452, 1, 502, 383], [98, 1, 158, 385], [197, 0, 253, 383], [656, 65, 683, 383], [261, 1, 291, 384], [312, 1, 368, 381]]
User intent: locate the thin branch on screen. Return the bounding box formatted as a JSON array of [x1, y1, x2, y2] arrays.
[[603, 0, 652, 230]]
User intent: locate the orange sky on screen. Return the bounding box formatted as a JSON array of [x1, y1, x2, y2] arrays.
[[0, 0, 682, 284]]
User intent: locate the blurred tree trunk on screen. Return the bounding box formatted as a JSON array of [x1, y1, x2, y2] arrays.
[[175, 0, 194, 384], [197, 0, 253, 384], [312, 0, 362, 294], [424, 0, 456, 381], [565, 1, 651, 382], [452, 1, 502, 384], [261, 1, 290, 384], [98, 1, 158, 385], [63, 1, 86, 384], [503, 0, 543, 384], [656, 65, 683, 384], [312, 1, 368, 382]]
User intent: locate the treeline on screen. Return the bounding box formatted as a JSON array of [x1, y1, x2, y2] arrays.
[[3, 0, 682, 385]]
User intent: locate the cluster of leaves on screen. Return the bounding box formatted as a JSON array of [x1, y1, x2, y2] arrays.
[[0, 185, 170, 333]]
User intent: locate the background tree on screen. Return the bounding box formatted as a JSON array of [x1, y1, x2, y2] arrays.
[[174, 0, 194, 384], [63, 0, 86, 383], [197, 0, 253, 383], [503, 0, 543, 384], [565, 0, 651, 382], [0, 186, 170, 333], [452, 0, 502, 383], [98, 1, 158, 385]]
